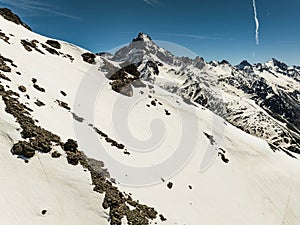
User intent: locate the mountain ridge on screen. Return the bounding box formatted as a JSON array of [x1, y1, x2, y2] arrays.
[[1, 8, 300, 225]]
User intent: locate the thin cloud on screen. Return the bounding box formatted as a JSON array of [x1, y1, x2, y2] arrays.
[[252, 0, 260, 45], [153, 32, 233, 41], [143, 0, 161, 7], [0, 0, 80, 20]]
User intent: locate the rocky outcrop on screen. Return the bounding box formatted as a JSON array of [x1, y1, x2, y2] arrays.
[[0, 8, 32, 31], [41, 43, 59, 55], [132, 32, 152, 42], [0, 54, 12, 72], [21, 39, 45, 54], [46, 40, 61, 49], [81, 52, 96, 64], [108, 63, 145, 97], [0, 31, 10, 44]]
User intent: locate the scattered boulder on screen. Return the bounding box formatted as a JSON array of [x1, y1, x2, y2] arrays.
[[71, 112, 84, 123], [63, 139, 78, 152], [63, 54, 74, 62], [33, 84, 45, 92], [110, 80, 133, 97], [56, 100, 71, 110], [60, 90, 67, 96], [34, 99, 45, 107], [203, 132, 216, 145], [41, 209, 47, 215], [167, 182, 173, 189], [51, 151, 61, 158], [21, 39, 45, 54], [46, 40, 61, 49], [66, 151, 81, 165], [106, 63, 144, 97], [0, 72, 11, 81], [122, 63, 140, 78], [20, 39, 33, 52], [41, 43, 59, 55], [11, 141, 35, 158], [0, 31, 9, 44], [218, 152, 229, 163], [0, 55, 11, 72], [81, 53, 96, 64], [159, 214, 167, 222], [18, 85, 26, 92]]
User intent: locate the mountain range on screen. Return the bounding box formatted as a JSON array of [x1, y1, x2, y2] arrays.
[[0, 8, 300, 225]]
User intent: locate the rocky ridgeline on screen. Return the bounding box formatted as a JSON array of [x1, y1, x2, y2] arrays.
[[20, 38, 74, 62], [0, 52, 162, 224], [0, 8, 31, 31]]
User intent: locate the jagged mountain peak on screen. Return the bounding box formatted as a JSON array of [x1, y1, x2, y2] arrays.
[[239, 60, 252, 67], [112, 32, 181, 65], [268, 58, 288, 70], [236, 60, 252, 70], [132, 32, 152, 42], [219, 59, 230, 65]]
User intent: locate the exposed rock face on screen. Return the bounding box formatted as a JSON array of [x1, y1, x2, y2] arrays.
[[46, 40, 61, 49], [63, 139, 78, 152], [107, 63, 145, 97], [132, 32, 152, 42], [11, 141, 36, 158], [111, 79, 133, 97], [271, 58, 288, 70], [0, 54, 12, 72], [18, 85, 26, 92], [0, 8, 31, 31], [81, 52, 96, 64], [21, 39, 45, 54], [236, 60, 252, 70], [0, 72, 11, 81], [0, 31, 10, 43], [41, 43, 59, 55], [56, 99, 71, 110], [51, 151, 61, 158]]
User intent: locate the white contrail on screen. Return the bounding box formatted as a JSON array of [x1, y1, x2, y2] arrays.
[[252, 0, 260, 45], [143, 0, 160, 7]]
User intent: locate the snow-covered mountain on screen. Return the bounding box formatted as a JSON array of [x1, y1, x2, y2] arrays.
[[102, 32, 300, 157], [1, 8, 300, 225]]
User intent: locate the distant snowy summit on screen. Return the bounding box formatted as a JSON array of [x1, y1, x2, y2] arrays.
[[132, 32, 152, 42], [101, 32, 300, 156]]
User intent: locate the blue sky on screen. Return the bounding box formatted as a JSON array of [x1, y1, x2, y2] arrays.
[[1, 0, 300, 65]]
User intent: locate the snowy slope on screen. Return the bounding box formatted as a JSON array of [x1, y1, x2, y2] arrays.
[[1, 9, 300, 225]]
